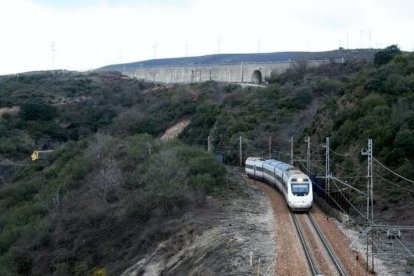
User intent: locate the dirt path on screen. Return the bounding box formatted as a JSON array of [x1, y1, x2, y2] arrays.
[[0, 106, 19, 119], [160, 118, 191, 140]]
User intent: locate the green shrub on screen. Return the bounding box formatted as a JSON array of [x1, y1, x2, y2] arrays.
[[0, 228, 18, 254], [10, 246, 32, 275], [374, 45, 401, 66], [392, 129, 414, 159], [66, 154, 93, 181], [20, 98, 56, 121]]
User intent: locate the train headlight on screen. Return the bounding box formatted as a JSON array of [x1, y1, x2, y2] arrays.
[[297, 178, 303, 182]]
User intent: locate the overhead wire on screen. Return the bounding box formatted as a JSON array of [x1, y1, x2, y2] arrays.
[[330, 177, 414, 257], [312, 180, 366, 233], [330, 175, 367, 195], [330, 177, 370, 223], [296, 152, 385, 225], [330, 148, 361, 157], [373, 157, 414, 185], [246, 139, 414, 258], [222, 137, 414, 257], [393, 235, 414, 258], [373, 172, 414, 194]]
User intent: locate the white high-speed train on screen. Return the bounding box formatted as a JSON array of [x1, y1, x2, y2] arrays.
[[245, 157, 313, 211]]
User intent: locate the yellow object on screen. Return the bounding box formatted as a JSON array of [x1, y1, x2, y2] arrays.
[[31, 151, 39, 161], [93, 268, 107, 276], [31, 150, 54, 161]]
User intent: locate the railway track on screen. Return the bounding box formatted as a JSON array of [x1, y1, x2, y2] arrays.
[[292, 212, 347, 276]]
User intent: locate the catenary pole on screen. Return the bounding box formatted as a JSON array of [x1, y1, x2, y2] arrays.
[[290, 137, 294, 165], [269, 136, 272, 159], [305, 136, 311, 173], [240, 136, 243, 168], [325, 137, 330, 193]]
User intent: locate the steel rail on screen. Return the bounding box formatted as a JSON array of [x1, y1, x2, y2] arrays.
[[307, 213, 347, 276], [291, 213, 319, 276]]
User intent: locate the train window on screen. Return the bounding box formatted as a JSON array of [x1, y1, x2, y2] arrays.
[[291, 183, 309, 196]]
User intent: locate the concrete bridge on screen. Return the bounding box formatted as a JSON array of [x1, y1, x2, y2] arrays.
[[121, 60, 324, 84]]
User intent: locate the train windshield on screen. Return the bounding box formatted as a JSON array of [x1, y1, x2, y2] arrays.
[[291, 183, 309, 196]]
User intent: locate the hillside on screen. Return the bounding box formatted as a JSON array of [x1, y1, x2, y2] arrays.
[[0, 71, 276, 274], [302, 49, 414, 225], [1, 46, 414, 274], [99, 49, 378, 71]]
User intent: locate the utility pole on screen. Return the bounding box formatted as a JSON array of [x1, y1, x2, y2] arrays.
[[369, 139, 373, 223], [290, 137, 294, 166], [268, 136, 272, 159], [361, 139, 374, 222], [369, 138, 374, 273], [207, 135, 211, 153], [239, 136, 243, 168], [324, 137, 330, 194], [361, 138, 374, 273], [305, 136, 310, 173]]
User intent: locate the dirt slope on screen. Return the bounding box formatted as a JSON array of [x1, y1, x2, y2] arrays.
[[161, 118, 191, 140], [122, 176, 275, 275]]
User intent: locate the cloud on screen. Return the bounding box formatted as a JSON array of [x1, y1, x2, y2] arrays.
[[0, 0, 413, 74]]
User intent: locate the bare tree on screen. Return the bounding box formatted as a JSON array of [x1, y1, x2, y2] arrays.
[[111, 108, 145, 135], [144, 150, 188, 191], [87, 131, 113, 160], [39, 182, 63, 216], [90, 158, 122, 202]]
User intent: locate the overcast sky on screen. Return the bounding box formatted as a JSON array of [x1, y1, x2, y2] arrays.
[[1, 0, 413, 75]]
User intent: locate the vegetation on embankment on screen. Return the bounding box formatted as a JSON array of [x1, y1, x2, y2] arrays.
[[0, 132, 238, 274], [1, 45, 413, 274], [0, 71, 239, 274], [322, 47, 414, 173], [300, 46, 414, 215]]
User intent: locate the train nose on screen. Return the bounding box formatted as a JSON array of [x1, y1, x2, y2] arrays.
[[294, 200, 310, 208]]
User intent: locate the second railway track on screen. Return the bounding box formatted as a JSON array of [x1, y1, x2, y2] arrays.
[[292, 212, 347, 276]]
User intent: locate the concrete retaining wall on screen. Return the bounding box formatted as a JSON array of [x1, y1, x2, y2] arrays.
[[121, 61, 323, 84]]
